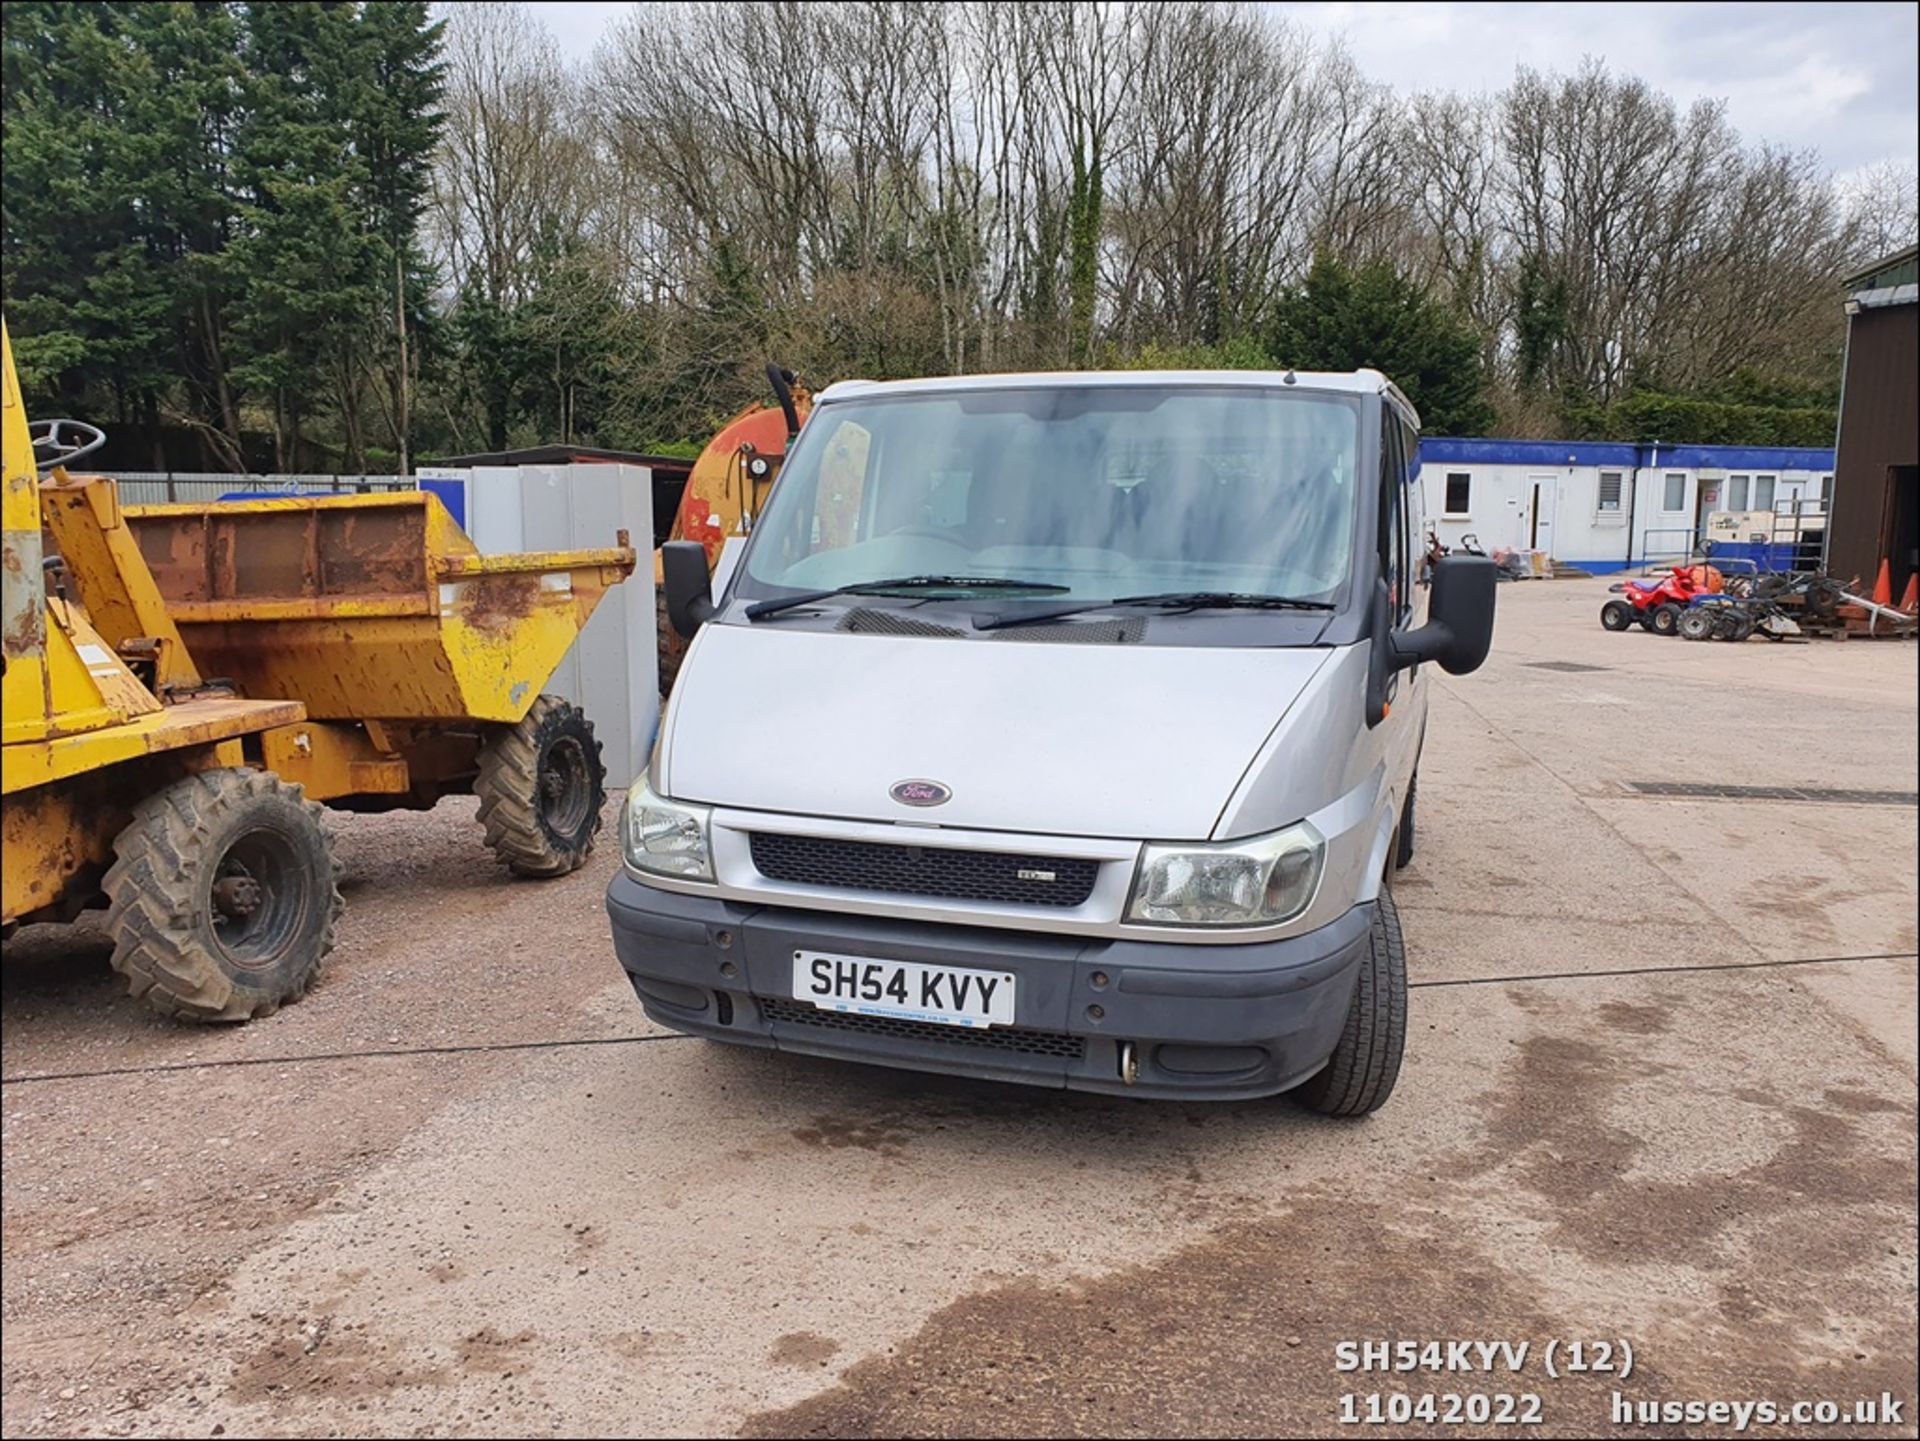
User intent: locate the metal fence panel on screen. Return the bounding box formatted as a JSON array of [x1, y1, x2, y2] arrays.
[[102, 473, 415, 507]]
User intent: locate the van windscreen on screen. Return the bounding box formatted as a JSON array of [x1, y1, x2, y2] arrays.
[[738, 386, 1362, 605]]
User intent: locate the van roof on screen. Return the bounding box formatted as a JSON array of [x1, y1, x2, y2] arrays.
[[815, 369, 1420, 428]]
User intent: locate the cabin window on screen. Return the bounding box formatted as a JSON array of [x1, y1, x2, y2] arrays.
[[1443, 472, 1471, 517], [1597, 472, 1623, 512]]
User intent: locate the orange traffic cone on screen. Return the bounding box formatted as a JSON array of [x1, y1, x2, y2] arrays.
[[1900, 570, 1919, 615], [1871, 558, 1892, 606]]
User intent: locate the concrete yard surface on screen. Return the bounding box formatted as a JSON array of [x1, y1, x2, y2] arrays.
[[3, 577, 1916, 1438]]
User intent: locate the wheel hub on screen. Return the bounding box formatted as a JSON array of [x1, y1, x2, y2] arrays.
[[212, 874, 264, 920]]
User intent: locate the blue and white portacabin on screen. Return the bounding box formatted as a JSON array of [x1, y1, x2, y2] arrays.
[[1417, 438, 1836, 574]]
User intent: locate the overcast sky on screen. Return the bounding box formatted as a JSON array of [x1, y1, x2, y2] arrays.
[[530, 1, 1918, 182]]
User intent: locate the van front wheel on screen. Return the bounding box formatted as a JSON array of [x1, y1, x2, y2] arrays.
[[1290, 892, 1407, 1117]]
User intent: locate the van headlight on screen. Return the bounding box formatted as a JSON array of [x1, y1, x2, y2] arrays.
[[621, 773, 713, 881], [1126, 822, 1325, 926]]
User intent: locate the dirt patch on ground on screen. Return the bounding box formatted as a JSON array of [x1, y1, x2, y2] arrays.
[[0, 799, 630, 1437], [1465, 1030, 1914, 1269], [769, 1332, 843, 1369], [739, 1194, 1571, 1438], [746, 1091, 1914, 1441], [227, 1317, 453, 1406]]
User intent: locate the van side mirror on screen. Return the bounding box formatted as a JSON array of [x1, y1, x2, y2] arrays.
[[1393, 553, 1496, 675], [662, 540, 715, 639]]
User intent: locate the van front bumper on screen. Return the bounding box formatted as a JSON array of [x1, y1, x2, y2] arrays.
[[605, 872, 1369, 1101]]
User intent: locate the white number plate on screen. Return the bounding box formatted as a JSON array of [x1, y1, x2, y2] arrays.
[[791, 950, 1017, 1029]]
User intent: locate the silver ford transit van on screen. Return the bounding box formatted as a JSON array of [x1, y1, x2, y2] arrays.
[[606, 370, 1494, 1114]]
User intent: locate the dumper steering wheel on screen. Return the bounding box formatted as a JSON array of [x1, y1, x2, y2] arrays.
[[30, 418, 107, 471]]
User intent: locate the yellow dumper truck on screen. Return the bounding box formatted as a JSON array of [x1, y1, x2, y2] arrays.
[[1, 321, 634, 1021]]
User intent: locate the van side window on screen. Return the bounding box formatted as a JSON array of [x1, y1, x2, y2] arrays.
[[1401, 418, 1426, 595], [1380, 412, 1412, 624]]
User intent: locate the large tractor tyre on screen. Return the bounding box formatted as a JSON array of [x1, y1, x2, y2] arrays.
[[1678, 608, 1716, 641], [1394, 773, 1418, 870], [103, 768, 342, 1023], [477, 695, 607, 878], [656, 591, 690, 699], [1291, 890, 1408, 1118], [1649, 603, 1682, 637], [1600, 600, 1635, 632]]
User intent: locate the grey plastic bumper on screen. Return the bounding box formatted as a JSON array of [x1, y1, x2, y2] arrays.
[[604, 872, 1370, 1100]]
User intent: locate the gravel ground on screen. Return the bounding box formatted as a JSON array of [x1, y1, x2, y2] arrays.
[[3, 581, 1915, 1438], [2, 797, 642, 1435]]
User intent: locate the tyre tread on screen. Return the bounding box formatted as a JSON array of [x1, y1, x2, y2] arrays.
[[475, 695, 606, 878], [1292, 891, 1409, 1117], [103, 769, 341, 1023]]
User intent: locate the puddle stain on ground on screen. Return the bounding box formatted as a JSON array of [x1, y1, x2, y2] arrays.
[[791, 1115, 913, 1155], [1595, 1000, 1673, 1036], [1471, 1031, 1914, 1268], [742, 1018, 1918, 1441], [742, 1196, 1579, 1439], [769, 1331, 842, 1369]]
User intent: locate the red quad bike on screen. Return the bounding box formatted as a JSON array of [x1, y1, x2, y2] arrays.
[[1602, 567, 1713, 636]]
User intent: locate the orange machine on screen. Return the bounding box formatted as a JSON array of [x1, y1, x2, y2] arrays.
[[654, 365, 811, 691]]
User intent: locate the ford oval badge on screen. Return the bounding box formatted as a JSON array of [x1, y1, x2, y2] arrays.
[[890, 779, 951, 807]]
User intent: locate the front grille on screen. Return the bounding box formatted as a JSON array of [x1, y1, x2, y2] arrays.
[[837, 607, 967, 638], [748, 832, 1099, 908], [992, 618, 1144, 645], [759, 997, 1086, 1059]]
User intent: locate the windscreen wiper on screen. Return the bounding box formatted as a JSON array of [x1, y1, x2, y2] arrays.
[[974, 590, 1334, 631], [1113, 590, 1337, 612], [746, 575, 1070, 621]]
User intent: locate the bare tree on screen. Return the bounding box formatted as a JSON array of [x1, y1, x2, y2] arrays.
[[423, 4, 1875, 447], [1839, 159, 1920, 264], [1109, 5, 1325, 346], [1403, 93, 1505, 350], [433, 3, 595, 307]]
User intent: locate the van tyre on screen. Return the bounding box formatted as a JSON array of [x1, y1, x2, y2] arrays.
[[1394, 773, 1417, 870], [104, 768, 341, 1023], [477, 695, 606, 877], [1291, 891, 1407, 1117], [1600, 600, 1634, 631]]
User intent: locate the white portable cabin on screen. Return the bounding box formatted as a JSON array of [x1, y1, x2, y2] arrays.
[[1414, 439, 1835, 574]]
